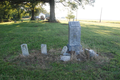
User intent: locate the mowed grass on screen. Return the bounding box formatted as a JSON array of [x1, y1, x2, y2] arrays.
[[0, 20, 120, 79]]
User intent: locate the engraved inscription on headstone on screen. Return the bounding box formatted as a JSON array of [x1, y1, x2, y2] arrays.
[[21, 44, 29, 56], [68, 21, 82, 54]]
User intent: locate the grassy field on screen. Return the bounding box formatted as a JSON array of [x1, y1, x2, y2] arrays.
[[0, 20, 120, 79]]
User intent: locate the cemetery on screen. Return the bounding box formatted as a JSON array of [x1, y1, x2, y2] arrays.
[[0, 0, 120, 79], [0, 19, 119, 79], [12, 21, 104, 64]]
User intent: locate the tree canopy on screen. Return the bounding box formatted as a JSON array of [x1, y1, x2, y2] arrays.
[[0, 0, 95, 22], [0, 1, 26, 22], [0, 0, 48, 22]]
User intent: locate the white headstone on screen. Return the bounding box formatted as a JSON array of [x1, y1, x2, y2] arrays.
[[21, 44, 29, 56], [41, 44, 47, 55], [61, 46, 68, 54]]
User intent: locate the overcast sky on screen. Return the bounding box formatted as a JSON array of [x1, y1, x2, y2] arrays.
[[43, 0, 120, 20]]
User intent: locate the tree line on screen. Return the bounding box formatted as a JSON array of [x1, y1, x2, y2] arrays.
[[0, 0, 95, 22], [0, 0, 47, 22]]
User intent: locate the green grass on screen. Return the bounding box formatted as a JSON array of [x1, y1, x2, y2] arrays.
[[0, 20, 120, 79]]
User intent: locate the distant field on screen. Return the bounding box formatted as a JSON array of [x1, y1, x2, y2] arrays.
[[79, 20, 120, 24], [59, 19, 120, 24], [0, 20, 120, 79]]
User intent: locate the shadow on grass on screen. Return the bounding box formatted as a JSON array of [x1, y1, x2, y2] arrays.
[[80, 23, 120, 55], [0, 21, 50, 28], [81, 23, 120, 35], [61, 23, 68, 25]]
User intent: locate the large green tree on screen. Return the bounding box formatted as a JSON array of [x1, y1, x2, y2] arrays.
[[0, 1, 27, 22], [11, 3, 25, 20], [0, 0, 95, 22], [24, 2, 39, 20], [25, 2, 47, 19], [9, 0, 42, 20], [0, 1, 17, 22]]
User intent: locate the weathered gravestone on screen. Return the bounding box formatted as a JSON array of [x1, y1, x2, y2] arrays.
[[61, 46, 68, 54], [67, 21, 82, 55], [41, 44, 47, 55], [21, 44, 29, 56]]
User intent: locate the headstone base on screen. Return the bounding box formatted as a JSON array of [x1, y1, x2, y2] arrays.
[[67, 44, 82, 55]]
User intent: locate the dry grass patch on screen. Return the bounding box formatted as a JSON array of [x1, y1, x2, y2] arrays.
[[6, 49, 61, 69], [4, 48, 115, 69]]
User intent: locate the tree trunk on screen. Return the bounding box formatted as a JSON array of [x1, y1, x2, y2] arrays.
[[17, 8, 20, 20], [49, 0, 56, 22], [31, 9, 35, 20]]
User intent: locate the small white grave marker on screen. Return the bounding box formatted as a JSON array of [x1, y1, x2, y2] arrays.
[[60, 56, 70, 61], [41, 44, 47, 55], [21, 44, 29, 56], [61, 46, 68, 54]]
